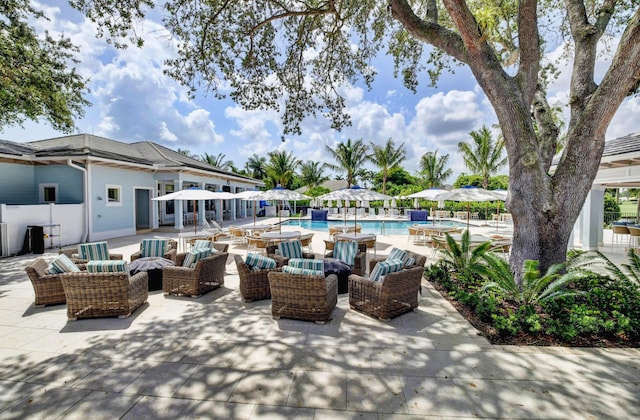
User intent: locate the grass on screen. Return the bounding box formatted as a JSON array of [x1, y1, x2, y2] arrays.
[[619, 200, 638, 214]]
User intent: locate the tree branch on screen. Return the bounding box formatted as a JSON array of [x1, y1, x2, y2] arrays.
[[516, 0, 540, 106]]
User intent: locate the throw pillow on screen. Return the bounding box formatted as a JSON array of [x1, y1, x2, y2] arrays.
[[282, 265, 324, 276], [288, 258, 324, 271], [245, 253, 277, 270], [77, 241, 109, 261], [278, 240, 303, 259], [45, 254, 81, 274], [386, 247, 408, 262], [87, 260, 128, 273], [140, 239, 168, 258], [192, 239, 212, 250], [334, 240, 357, 266], [369, 258, 404, 282], [182, 248, 212, 268]]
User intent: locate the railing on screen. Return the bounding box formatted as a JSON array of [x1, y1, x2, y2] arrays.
[[605, 211, 638, 226]]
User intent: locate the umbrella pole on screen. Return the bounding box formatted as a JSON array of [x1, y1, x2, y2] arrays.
[[279, 200, 282, 233], [194, 199, 197, 234], [467, 201, 470, 231], [496, 201, 500, 231], [253, 200, 256, 226]]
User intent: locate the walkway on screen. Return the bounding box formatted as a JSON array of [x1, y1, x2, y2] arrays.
[[0, 219, 638, 418]]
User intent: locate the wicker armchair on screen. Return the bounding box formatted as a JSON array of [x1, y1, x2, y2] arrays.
[[234, 254, 283, 302], [265, 244, 315, 266], [24, 258, 67, 306], [130, 239, 178, 263], [58, 247, 123, 266], [268, 271, 338, 323], [162, 251, 227, 297], [349, 266, 424, 321], [325, 243, 367, 276], [368, 250, 427, 274], [60, 271, 148, 321]]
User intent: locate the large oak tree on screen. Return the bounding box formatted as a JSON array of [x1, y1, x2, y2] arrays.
[[71, 0, 640, 278]]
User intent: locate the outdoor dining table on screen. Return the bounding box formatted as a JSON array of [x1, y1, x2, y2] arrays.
[[448, 233, 494, 245], [237, 224, 273, 236], [260, 230, 301, 244], [334, 232, 375, 243], [332, 224, 358, 233]]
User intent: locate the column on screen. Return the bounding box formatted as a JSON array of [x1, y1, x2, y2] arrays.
[[214, 185, 222, 223], [230, 186, 237, 220], [174, 180, 184, 230], [579, 187, 605, 251]]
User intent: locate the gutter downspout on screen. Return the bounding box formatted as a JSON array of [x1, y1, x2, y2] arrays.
[[67, 159, 89, 243]]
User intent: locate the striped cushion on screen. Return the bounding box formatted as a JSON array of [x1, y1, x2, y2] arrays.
[[387, 247, 408, 263], [278, 240, 303, 259], [182, 248, 212, 268], [87, 260, 127, 273], [192, 239, 212, 250], [404, 256, 416, 267], [283, 265, 324, 277], [288, 258, 324, 271], [141, 239, 168, 258], [77, 241, 109, 261], [245, 253, 277, 270], [45, 254, 81, 274], [369, 258, 404, 282], [334, 240, 358, 266]]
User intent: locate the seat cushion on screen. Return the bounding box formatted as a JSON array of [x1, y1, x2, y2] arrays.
[[288, 258, 324, 271], [283, 265, 324, 276], [369, 258, 404, 282], [141, 239, 169, 258], [182, 248, 212, 268], [334, 240, 358, 266], [87, 260, 128, 273], [45, 254, 81, 274], [77, 241, 110, 261], [245, 253, 277, 270], [278, 240, 304, 259]]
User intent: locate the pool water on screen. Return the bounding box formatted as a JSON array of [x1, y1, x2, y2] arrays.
[[282, 219, 467, 235]]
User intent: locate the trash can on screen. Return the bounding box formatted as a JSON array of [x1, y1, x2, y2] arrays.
[[19, 226, 45, 255]]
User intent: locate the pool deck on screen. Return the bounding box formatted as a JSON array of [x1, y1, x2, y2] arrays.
[[0, 216, 638, 418]]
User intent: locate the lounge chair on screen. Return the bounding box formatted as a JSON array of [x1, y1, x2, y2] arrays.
[[24, 257, 68, 306], [235, 254, 283, 302], [163, 251, 227, 297], [268, 271, 338, 323], [130, 238, 178, 263]]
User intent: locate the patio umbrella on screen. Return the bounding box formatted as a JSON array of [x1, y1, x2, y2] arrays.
[[236, 189, 263, 227], [152, 187, 236, 234], [246, 186, 310, 232], [406, 188, 448, 200], [316, 186, 392, 228], [433, 186, 506, 230]]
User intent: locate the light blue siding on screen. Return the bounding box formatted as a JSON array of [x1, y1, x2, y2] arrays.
[[34, 165, 84, 203], [90, 165, 156, 234], [0, 163, 35, 204]]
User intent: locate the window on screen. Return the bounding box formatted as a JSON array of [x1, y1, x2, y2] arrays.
[[39, 184, 57, 203], [106, 185, 122, 207]]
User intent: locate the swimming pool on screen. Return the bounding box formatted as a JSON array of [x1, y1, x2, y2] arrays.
[[282, 219, 467, 235]]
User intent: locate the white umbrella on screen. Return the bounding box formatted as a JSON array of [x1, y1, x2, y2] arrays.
[[316, 186, 393, 227], [406, 188, 448, 200], [152, 187, 236, 234], [247, 186, 310, 232], [236, 189, 264, 226], [434, 186, 506, 230]]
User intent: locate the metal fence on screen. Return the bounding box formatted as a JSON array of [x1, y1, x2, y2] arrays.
[[604, 211, 639, 226]]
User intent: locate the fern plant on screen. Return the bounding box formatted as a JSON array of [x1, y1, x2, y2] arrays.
[[569, 249, 640, 287], [438, 230, 492, 284], [481, 253, 584, 305]]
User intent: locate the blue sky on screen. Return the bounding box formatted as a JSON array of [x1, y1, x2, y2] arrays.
[[3, 1, 640, 182]]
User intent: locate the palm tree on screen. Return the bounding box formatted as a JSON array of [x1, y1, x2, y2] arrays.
[[176, 148, 197, 159], [418, 150, 452, 188], [325, 138, 370, 187], [457, 126, 508, 189], [369, 138, 407, 194], [299, 161, 329, 188], [201, 152, 234, 171], [265, 150, 300, 188], [244, 154, 268, 180]]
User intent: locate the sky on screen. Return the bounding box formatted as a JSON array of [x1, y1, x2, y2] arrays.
[[3, 1, 640, 183]]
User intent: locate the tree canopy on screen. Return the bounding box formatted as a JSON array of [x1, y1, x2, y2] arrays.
[[71, 0, 640, 277], [1, 0, 90, 132]]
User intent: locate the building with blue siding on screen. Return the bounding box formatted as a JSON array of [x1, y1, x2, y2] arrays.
[[0, 134, 263, 255]]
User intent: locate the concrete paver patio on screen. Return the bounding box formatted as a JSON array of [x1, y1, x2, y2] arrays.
[[0, 218, 639, 419]]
